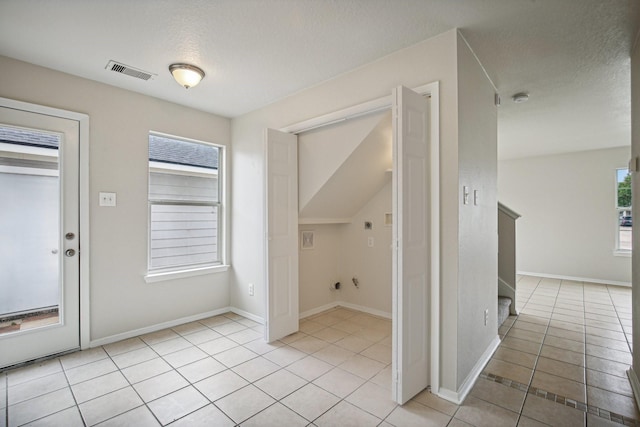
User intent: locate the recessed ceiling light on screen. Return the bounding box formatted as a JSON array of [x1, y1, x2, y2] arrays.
[[512, 92, 529, 103]]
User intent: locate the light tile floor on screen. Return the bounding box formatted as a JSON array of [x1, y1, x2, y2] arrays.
[[0, 276, 636, 426]]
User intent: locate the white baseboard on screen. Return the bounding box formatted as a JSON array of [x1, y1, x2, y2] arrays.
[[338, 302, 391, 319], [299, 302, 341, 319], [628, 368, 640, 411], [433, 335, 500, 404], [89, 306, 263, 348], [299, 301, 391, 320], [518, 271, 631, 288], [229, 307, 265, 324]]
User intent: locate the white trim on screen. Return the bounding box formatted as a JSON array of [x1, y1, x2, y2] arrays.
[[277, 81, 441, 398], [229, 307, 265, 324], [79, 113, 90, 350], [433, 335, 500, 404], [298, 218, 352, 225], [280, 83, 436, 135], [299, 301, 391, 320], [339, 302, 391, 319], [628, 368, 640, 411], [497, 202, 521, 220], [147, 131, 227, 272], [0, 165, 59, 176], [89, 307, 232, 348], [149, 160, 218, 177], [613, 250, 632, 258], [299, 302, 341, 319], [428, 82, 441, 397], [518, 271, 631, 287], [0, 141, 59, 158], [0, 97, 92, 352], [145, 264, 229, 283]]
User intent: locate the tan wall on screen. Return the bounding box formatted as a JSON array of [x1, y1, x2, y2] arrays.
[[455, 32, 499, 389], [499, 147, 632, 284], [0, 56, 231, 341]]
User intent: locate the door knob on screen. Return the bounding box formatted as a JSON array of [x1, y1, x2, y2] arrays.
[[65, 249, 76, 257], [65, 232, 75, 240]]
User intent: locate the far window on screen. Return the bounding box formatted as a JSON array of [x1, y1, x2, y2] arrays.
[[148, 133, 222, 272], [616, 168, 632, 252]]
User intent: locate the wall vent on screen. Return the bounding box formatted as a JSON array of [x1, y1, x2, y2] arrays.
[[105, 60, 155, 81]]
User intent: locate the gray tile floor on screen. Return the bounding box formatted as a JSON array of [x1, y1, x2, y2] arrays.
[[0, 276, 636, 426]]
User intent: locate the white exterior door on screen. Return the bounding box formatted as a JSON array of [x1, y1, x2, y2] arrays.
[[265, 128, 299, 342], [392, 86, 430, 404], [0, 103, 81, 368]]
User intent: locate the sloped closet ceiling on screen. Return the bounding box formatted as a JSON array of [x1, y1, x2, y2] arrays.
[[298, 111, 392, 221]]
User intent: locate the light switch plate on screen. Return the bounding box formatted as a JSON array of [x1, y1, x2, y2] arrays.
[[99, 192, 116, 207]]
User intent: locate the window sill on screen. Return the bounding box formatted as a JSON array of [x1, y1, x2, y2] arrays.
[[613, 250, 632, 258], [144, 265, 229, 283]]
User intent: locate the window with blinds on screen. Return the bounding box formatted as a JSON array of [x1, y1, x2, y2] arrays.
[[148, 133, 222, 271]]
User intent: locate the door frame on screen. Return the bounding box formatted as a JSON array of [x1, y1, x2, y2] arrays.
[[0, 97, 91, 351], [277, 82, 441, 396]]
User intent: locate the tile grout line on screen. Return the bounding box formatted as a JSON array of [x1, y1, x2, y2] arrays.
[[606, 284, 634, 354], [480, 371, 638, 426], [58, 357, 88, 427], [495, 279, 638, 426], [514, 276, 556, 426], [5, 309, 393, 426]]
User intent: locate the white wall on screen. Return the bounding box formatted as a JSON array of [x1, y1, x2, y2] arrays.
[[454, 33, 499, 390], [338, 181, 393, 314], [498, 147, 632, 284], [231, 30, 459, 322], [298, 111, 386, 212], [232, 29, 499, 398], [0, 56, 232, 341], [298, 223, 342, 314], [298, 181, 393, 317]]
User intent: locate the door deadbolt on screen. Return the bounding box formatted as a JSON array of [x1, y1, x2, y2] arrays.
[[65, 249, 76, 257], [65, 232, 75, 240]]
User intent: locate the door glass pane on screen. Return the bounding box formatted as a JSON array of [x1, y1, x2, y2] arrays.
[[0, 125, 60, 335]]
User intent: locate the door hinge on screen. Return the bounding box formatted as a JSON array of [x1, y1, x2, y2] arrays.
[[494, 93, 501, 107]]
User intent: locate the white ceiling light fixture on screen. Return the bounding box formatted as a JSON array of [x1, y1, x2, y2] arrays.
[[512, 92, 529, 104], [169, 63, 205, 89]]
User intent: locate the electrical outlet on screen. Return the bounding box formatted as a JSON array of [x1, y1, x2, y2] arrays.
[[248, 283, 254, 296], [368, 237, 374, 247], [484, 309, 489, 326]]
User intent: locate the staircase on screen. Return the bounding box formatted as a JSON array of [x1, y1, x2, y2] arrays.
[[498, 202, 521, 326]]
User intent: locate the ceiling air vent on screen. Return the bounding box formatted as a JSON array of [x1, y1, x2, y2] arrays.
[[105, 60, 155, 81]]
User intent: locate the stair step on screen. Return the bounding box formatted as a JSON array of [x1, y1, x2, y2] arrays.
[[498, 296, 512, 327], [498, 296, 512, 307]]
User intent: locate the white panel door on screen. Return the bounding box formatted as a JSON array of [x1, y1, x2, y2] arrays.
[[0, 105, 80, 368], [265, 128, 299, 342], [392, 86, 430, 404]]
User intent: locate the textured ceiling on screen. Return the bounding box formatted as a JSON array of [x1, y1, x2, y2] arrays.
[[0, 0, 638, 159]]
